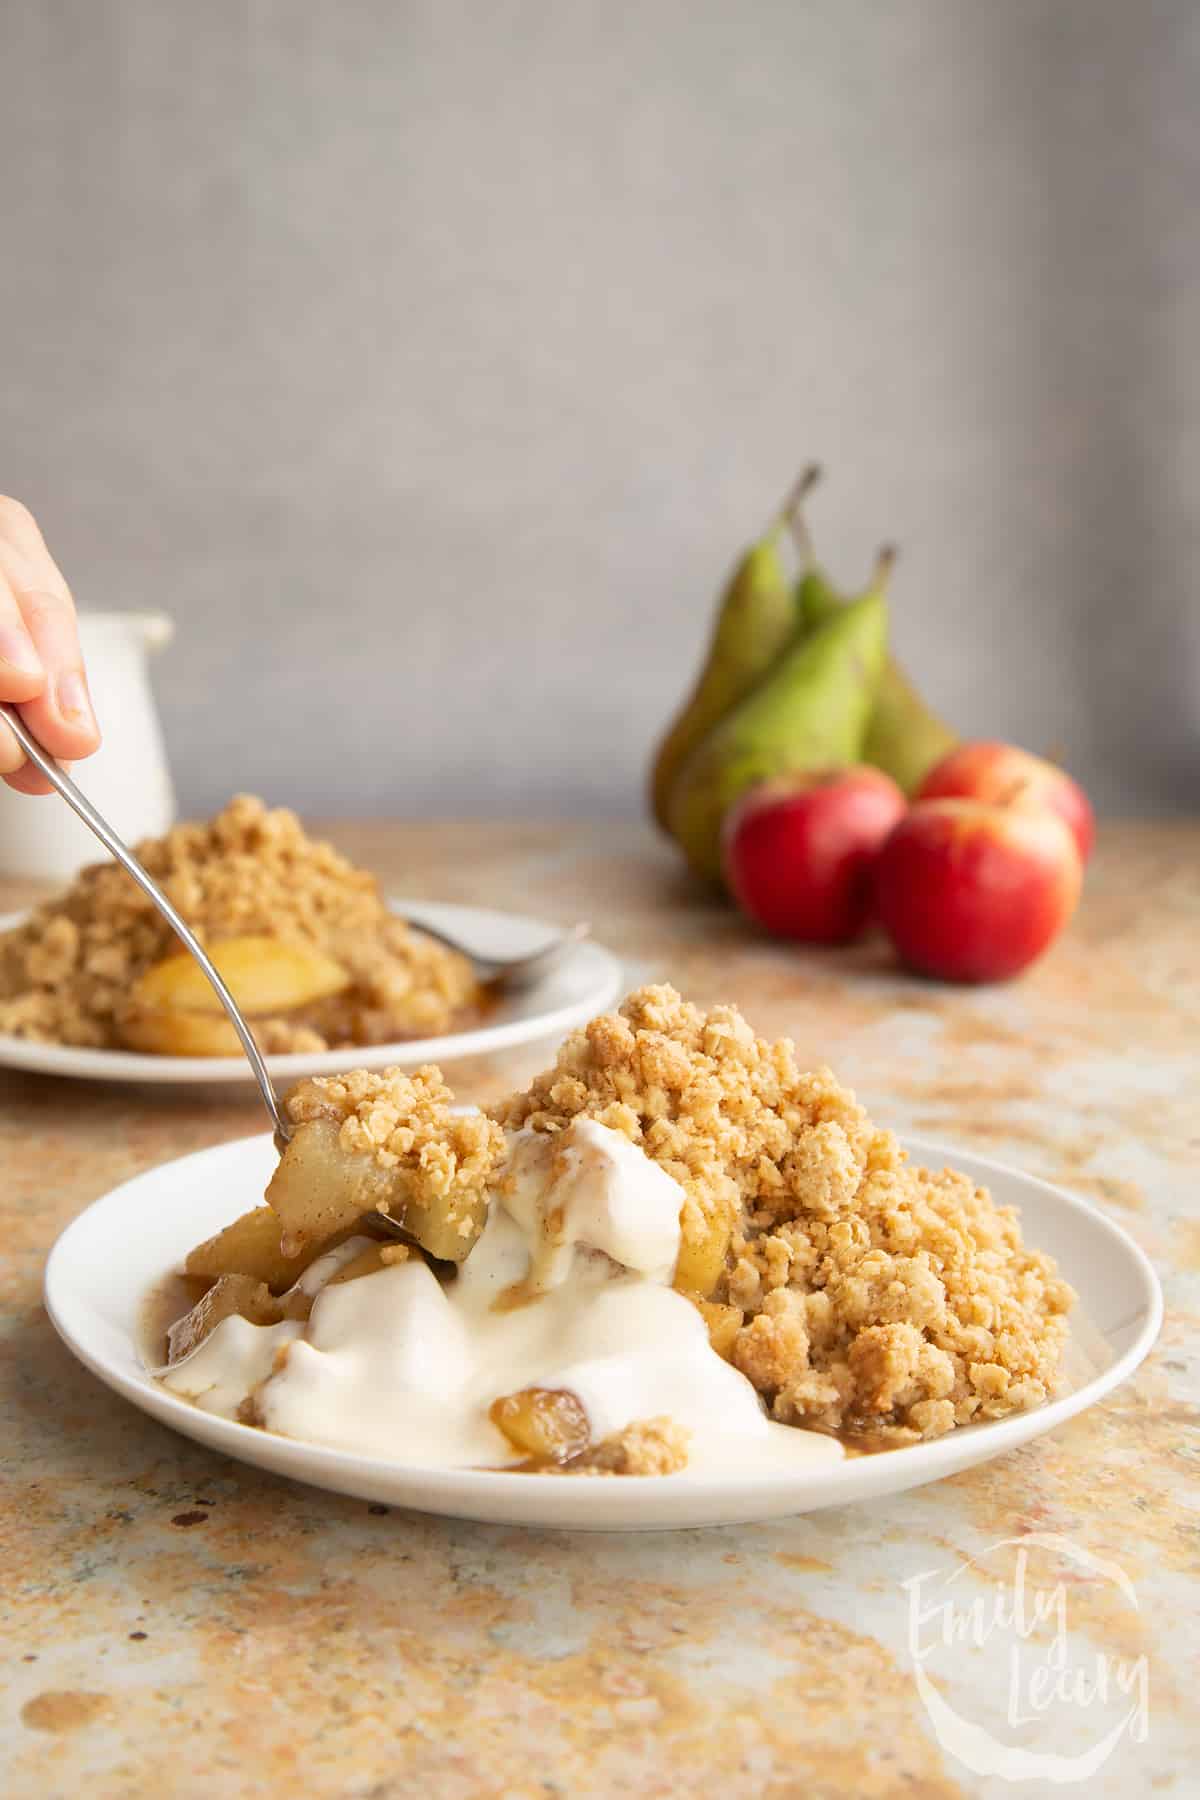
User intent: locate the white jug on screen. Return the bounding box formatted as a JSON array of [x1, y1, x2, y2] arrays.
[[0, 611, 177, 881]]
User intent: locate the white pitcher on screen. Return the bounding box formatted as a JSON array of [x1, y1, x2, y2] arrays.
[[0, 611, 176, 881]]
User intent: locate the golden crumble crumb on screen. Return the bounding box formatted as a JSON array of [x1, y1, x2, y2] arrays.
[[0, 795, 479, 1052], [494, 985, 1074, 1440], [561, 1417, 691, 1477]]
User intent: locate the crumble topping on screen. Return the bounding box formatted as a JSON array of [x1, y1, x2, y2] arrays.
[[493, 985, 1074, 1440], [560, 1417, 691, 1477], [287, 1065, 507, 1210], [0, 794, 478, 1051]]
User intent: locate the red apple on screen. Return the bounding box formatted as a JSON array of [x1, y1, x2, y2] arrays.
[[722, 767, 906, 943], [919, 740, 1094, 863], [874, 798, 1082, 982]]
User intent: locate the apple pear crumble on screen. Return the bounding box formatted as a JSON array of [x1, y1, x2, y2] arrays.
[[0, 794, 481, 1054], [156, 985, 1073, 1474]]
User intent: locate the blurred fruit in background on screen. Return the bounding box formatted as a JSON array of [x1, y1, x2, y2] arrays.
[[649, 478, 802, 834], [722, 766, 906, 943], [788, 474, 958, 797], [651, 469, 951, 882], [873, 799, 1083, 983], [918, 740, 1095, 864], [666, 579, 889, 881], [647, 467, 1094, 981]]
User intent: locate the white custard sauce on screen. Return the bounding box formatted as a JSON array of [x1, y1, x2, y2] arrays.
[[160, 1120, 843, 1477]]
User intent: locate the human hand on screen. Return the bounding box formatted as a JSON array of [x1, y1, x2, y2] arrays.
[[0, 497, 101, 794]]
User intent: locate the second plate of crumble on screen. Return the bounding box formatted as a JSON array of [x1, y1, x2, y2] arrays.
[[0, 796, 622, 1083]]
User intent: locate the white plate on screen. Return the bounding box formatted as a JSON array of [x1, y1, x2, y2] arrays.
[[0, 900, 622, 1083], [44, 1133, 1161, 1531]]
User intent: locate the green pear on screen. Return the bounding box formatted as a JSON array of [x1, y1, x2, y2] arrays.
[[649, 473, 819, 833], [797, 549, 956, 795], [666, 586, 889, 882], [864, 650, 959, 795], [788, 481, 957, 795]]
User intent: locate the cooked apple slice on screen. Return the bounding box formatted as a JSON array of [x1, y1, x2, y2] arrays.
[[119, 935, 350, 1056], [672, 1192, 736, 1299], [266, 1115, 488, 1263], [184, 1204, 333, 1292], [133, 935, 350, 1016], [691, 1298, 743, 1360], [166, 1273, 283, 1362], [265, 1118, 398, 1258], [489, 1387, 591, 1463], [326, 1241, 412, 1285], [119, 1008, 251, 1057]]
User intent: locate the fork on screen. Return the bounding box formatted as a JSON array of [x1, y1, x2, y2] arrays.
[[0, 704, 587, 1151], [406, 916, 590, 989]]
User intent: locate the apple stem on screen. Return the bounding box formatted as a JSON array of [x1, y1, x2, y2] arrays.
[[782, 464, 822, 566], [997, 774, 1033, 808]]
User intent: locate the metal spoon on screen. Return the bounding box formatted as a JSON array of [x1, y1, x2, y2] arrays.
[[1, 703, 294, 1147]]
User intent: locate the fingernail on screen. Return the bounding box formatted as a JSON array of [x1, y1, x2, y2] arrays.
[[0, 628, 43, 679], [56, 668, 96, 726]]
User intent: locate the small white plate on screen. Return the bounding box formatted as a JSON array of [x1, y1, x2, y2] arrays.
[[44, 1133, 1161, 1531], [0, 900, 622, 1083]]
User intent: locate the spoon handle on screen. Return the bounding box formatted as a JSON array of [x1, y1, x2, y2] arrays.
[[0, 704, 291, 1148]]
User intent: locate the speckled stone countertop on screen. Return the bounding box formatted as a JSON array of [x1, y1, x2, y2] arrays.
[[2, 821, 1197, 1798]]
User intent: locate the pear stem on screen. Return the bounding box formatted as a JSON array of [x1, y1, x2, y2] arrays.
[[872, 543, 899, 588], [783, 463, 822, 566]]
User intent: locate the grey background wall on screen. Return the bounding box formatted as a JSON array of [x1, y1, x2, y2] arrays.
[[3, 0, 1198, 820]]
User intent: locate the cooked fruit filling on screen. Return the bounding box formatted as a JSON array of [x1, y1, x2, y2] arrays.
[[266, 1068, 506, 1261], [489, 1388, 591, 1463]]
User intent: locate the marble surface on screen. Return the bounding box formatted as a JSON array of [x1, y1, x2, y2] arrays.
[[2, 820, 1197, 1798]]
